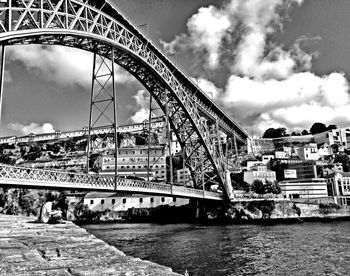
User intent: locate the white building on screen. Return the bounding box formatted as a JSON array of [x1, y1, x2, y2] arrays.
[[94, 146, 167, 180], [325, 172, 350, 196], [275, 151, 288, 159], [0, 119, 165, 145], [317, 143, 332, 158], [84, 192, 189, 212], [243, 164, 276, 185], [297, 143, 319, 161], [176, 168, 193, 187], [279, 178, 328, 199], [262, 155, 274, 164], [247, 138, 275, 155], [314, 129, 350, 149]]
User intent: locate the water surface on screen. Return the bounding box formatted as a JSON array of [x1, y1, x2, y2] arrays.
[[83, 221, 350, 275]]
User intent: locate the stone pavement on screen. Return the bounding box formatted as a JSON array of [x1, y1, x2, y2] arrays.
[[0, 215, 181, 276]]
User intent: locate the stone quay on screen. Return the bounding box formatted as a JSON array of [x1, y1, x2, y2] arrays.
[[0, 215, 181, 276]]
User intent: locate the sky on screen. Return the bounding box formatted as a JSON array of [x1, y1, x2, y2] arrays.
[[1, 0, 350, 137]]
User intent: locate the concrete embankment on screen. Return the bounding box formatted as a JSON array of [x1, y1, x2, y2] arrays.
[[0, 215, 181, 276]]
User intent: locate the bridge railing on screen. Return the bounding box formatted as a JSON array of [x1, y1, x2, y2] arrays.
[[0, 164, 223, 200], [0, 164, 115, 188]]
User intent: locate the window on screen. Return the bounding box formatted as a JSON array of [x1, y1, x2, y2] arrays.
[[161, 197, 165, 203], [173, 197, 176, 202], [140, 198, 143, 203], [150, 198, 154, 203], [90, 200, 94, 204], [112, 199, 115, 204], [101, 199, 104, 204], [122, 198, 126, 204]]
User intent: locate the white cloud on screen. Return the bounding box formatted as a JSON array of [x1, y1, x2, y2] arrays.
[[8, 122, 55, 135], [7, 45, 135, 88], [191, 77, 222, 99], [162, 0, 350, 135], [162, 0, 306, 77], [223, 72, 350, 133], [129, 90, 150, 123]]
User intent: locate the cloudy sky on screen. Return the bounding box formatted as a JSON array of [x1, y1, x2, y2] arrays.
[[1, 0, 350, 137]]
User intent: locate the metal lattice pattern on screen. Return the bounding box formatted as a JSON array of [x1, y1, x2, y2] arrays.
[[0, 0, 248, 196], [0, 164, 222, 200]]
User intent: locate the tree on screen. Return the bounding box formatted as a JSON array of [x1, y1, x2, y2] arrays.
[[265, 180, 281, 194], [251, 180, 265, 195], [309, 122, 327, 135], [327, 124, 337, 131], [18, 190, 37, 216], [334, 153, 350, 172], [262, 127, 287, 138], [301, 129, 309, 135]]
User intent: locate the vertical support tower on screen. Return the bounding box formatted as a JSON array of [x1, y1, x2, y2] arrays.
[[87, 48, 118, 182]]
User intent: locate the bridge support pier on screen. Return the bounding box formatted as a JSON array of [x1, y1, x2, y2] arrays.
[[190, 199, 206, 220]]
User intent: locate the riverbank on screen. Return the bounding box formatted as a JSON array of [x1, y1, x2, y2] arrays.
[[0, 214, 181, 275]]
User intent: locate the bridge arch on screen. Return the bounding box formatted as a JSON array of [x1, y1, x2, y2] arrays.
[[0, 0, 248, 198]]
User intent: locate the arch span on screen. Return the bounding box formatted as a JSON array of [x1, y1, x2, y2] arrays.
[[0, 0, 248, 198]]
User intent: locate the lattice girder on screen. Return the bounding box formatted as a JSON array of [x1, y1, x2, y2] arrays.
[[0, 0, 248, 197]]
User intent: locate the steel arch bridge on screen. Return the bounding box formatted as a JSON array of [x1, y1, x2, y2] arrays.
[[0, 0, 248, 199]]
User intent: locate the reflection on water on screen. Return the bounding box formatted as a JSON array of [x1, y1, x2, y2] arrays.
[[83, 221, 350, 275]]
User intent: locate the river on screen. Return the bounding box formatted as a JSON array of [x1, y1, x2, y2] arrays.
[[82, 221, 350, 275]]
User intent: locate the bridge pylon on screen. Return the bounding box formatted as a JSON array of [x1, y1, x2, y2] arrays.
[[86, 47, 118, 182]]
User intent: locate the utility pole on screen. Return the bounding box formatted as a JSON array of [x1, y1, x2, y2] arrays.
[[147, 96, 153, 182], [165, 91, 173, 187], [0, 45, 5, 129]]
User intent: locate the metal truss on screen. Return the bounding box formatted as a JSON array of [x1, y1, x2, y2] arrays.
[[0, 0, 248, 198]]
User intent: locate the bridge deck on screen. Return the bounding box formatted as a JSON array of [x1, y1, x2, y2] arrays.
[[0, 165, 223, 201]]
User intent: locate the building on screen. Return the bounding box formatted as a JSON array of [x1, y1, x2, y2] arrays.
[[313, 128, 350, 149], [275, 151, 289, 159], [247, 138, 275, 155], [297, 143, 319, 161], [317, 143, 332, 158], [271, 159, 317, 181], [243, 164, 276, 185], [246, 161, 265, 170], [262, 155, 274, 165], [279, 178, 328, 199], [325, 172, 350, 197], [84, 192, 190, 213], [273, 134, 314, 148], [176, 168, 193, 187], [0, 119, 165, 145], [93, 146, 167, 180]]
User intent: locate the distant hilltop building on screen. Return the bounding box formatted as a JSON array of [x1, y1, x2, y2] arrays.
[[247, 137, 275, 155], [0, 118, 165, 145]]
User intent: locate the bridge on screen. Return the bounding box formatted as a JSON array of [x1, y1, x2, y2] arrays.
[[0, 164, 222, 200], [0, 0, 248, 200]]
